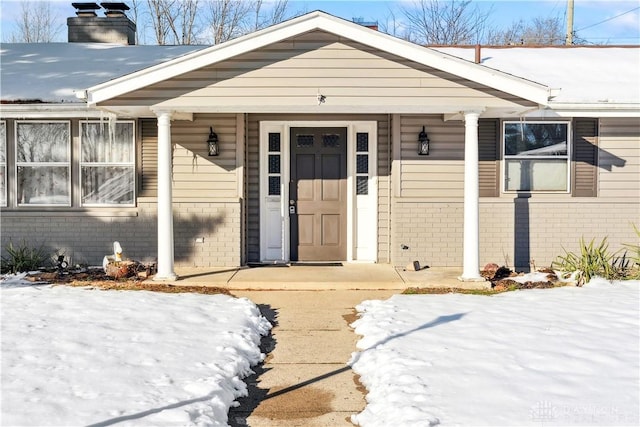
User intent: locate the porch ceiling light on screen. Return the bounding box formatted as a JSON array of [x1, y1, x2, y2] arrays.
[[418, 125, 430, 155], [207, 126, 219, 156]]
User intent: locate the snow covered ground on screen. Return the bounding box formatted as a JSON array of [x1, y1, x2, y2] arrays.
[[3, 274, 638, 427], [350, 278, 640, 427], [1, 276, 271, 427]]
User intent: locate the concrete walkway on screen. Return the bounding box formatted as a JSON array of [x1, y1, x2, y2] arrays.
[[228, 290, 396, 426]]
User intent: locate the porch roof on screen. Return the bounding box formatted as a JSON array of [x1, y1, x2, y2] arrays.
[[84, 11, 553, 113]]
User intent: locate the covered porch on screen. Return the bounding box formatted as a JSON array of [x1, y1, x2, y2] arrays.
[[84, 11, 552, 283]]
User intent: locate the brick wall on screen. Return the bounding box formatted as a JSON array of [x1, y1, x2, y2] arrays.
[[391, 199, 639, 270], [0, 201, 241, 268]]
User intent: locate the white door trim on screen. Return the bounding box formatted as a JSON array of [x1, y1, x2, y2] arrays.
[[259, 120, 377, 263]]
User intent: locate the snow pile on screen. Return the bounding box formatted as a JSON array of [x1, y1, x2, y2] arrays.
[[350, 279, 640, 426], [0, 284, 271, 426], [0, 272, 42, 286]]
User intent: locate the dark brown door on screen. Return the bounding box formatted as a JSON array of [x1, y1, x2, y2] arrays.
[[290, 127, 347, 261]]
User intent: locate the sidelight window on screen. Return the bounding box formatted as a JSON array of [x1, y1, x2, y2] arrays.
[[267, 132, 281, 196], [356, 132, 369, 195]]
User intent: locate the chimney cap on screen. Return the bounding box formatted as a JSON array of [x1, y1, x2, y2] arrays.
[[72, 2, 101, 11], [100, 2, 130, 11]]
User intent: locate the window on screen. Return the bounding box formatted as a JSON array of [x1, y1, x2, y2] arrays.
[[16, 121, 71, 206], [267, 132, 281, 196], [503, 121, 570, 192], [81, 121, 135, 206], [0, 122, 6, 206], [356, 132, 369, 195]]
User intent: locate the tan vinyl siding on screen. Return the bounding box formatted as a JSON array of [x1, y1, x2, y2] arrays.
[[377, 116, 391, 263], [598, 118, 640, 199], [170, 114, 239, 200], [245, 113, 390, 263], [398, 115, 465, 198], [101, 31, 535, 110]]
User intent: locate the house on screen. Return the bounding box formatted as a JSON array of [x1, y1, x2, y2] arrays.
[[1, 6, 639, 281]]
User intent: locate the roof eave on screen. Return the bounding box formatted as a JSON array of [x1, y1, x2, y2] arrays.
[[0, 103, 103, 118], [544, 102, 640, 117]]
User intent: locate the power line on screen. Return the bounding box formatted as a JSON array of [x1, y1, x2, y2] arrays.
[[576, 6, 640, 32]]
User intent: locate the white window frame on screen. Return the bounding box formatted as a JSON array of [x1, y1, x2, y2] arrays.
[[0, 121, 6, 207], [502, 120, 571, 193], [15, 120, 71, 207], [79, 120, 136, 207]]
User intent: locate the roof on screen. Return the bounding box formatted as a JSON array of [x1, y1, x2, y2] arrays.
[[0, 43, 203, 103], [1, 11, 638, 115], [435, 46, 640, 106]]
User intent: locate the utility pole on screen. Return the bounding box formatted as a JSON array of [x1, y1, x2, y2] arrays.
[[566, 0, 574, 45]]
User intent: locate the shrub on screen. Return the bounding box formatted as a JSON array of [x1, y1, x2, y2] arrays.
[[552, 237, 614, 286], [616, 224, 640, 280], [0, 240, 49, 274]]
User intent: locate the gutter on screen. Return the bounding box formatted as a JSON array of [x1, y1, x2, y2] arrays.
[[536, 102, 640, 118], [0, 103, 104, 118]]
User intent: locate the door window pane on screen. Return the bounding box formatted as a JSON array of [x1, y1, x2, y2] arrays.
[[356, 176, 368, 195], [268, 176, 281, 196], [323, 133, 340, 148], [357, 154, 368, 174], [268, 155, 280, 174], [268, 132, 281, 152], [356, 133, 369, 152], [296, 134, 314, 148]]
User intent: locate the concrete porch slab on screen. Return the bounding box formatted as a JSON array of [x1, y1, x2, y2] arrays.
[[156, 264, 490, 290], [396, 266, 491, 290]]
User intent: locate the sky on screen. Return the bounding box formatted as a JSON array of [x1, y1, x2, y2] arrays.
[[0, 0, 639, 44]]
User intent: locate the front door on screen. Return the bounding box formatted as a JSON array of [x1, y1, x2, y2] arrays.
[[290, 127, 347, 261]]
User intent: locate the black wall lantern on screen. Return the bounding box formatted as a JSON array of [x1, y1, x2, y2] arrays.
[[418, 125, 430, 155], [207, 126, 219, 156]]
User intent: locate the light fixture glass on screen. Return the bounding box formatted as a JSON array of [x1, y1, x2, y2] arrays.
[[418, 125, 430, 155], [207, 126, 219, 156]]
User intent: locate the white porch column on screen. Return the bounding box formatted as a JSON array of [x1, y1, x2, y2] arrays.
[[460, 111, 483, 281], [154, 112, 177, 280]]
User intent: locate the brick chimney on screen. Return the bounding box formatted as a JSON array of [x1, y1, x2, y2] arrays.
[[352, 17, 378, 31], [68, 2, 136, 45]]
